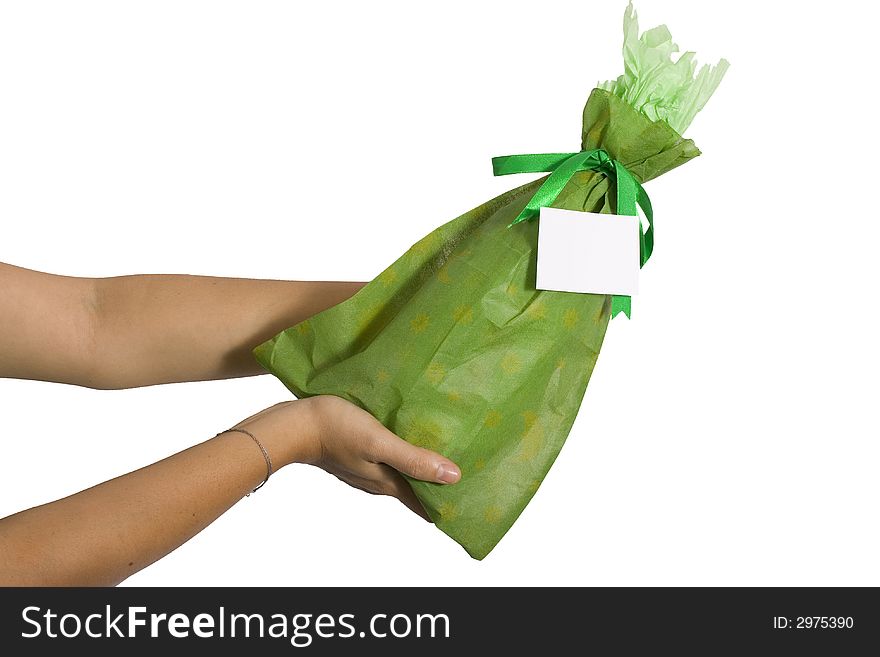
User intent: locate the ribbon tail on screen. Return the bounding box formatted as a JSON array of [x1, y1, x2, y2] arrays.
[[636, 183, 654, 264], [611, 295, 631, 319]]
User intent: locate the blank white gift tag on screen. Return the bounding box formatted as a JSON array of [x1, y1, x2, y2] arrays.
[[536, 207, 639, 295]]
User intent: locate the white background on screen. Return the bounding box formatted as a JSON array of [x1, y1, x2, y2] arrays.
[[1, 0, 877, 586]]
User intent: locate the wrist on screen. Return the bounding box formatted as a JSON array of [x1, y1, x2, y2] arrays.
[[284, 397, 324, 465], [231, 399, 321, 470]]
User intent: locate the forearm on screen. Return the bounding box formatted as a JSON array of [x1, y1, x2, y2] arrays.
[[0, 263, 364, 389], [0, 403, 312, 586], [90, 275, 364, 388]]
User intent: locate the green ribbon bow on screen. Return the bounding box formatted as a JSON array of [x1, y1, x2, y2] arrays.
[[491, 149, 653, 318]]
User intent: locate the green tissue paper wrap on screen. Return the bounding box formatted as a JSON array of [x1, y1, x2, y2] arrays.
[[255, 4, 725, 559]]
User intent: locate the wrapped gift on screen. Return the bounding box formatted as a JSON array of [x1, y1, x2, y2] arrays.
[[255, 3, 727, 559]]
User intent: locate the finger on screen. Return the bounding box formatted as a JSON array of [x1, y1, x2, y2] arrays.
[[365, 427, 461, 484], [339, 466, 432, 522], [375, 466, 432, 522], [335, 472, 384, 496]]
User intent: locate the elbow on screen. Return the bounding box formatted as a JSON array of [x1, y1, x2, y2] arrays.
[[75, 277, 129, 391], [76, 371, 129, 391]]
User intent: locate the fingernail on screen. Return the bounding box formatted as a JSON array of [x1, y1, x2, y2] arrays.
[[436, 463, 461, 484]]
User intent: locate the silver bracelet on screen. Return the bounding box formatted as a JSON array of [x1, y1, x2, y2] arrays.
[[218, 428, 273, 495]]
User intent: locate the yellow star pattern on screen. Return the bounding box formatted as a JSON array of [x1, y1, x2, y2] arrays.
[[527, 301, 546, 319], [500, 352, 522, 374], [517, 411, 544, 462], [484, 410, 502, 428], [410, 313, 430, 333], [562, 308, 579, 328], [404, 420, 443, 452], [437, 501, 458, 521], [378, 268, 397, 286], [426, 361, 446, 385], [452, 305, 473, 324], [484, 506, 502, 524], [410, 232, 438, 255]]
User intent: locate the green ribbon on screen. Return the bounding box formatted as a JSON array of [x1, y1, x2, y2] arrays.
[[492, 149, 653, 319]]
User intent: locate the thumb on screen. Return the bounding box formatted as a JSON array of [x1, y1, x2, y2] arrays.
[[369, 425, 461, 484]]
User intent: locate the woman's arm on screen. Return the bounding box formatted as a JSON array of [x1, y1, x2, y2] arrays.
[[0, 262, 364, 389], [0, 396, 461, 586]]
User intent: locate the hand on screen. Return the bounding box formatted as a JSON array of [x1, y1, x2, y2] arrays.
[[232, 396, 461, 520]]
